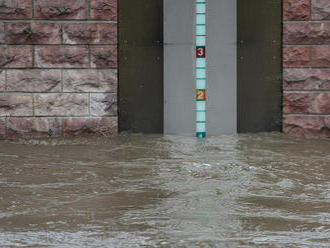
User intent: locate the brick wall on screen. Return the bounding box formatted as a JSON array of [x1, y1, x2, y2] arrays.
[[283, 0, 330, 138], [0, 0, 118, 139]]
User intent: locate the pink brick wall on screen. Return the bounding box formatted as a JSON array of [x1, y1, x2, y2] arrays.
[[0, 0, 118, 139], [283, 0, 330, 138]]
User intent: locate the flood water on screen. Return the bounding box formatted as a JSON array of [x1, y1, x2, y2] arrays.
[[0, 133, 329, 248]]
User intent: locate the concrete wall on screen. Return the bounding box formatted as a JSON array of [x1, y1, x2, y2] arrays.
[[0, 0, 118, 139], [283, 0, 330, 138], [164, 0, 237, 136]]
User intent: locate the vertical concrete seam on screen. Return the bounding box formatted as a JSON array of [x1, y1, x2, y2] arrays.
[[88, 45, 92, 68], [32, 45, 35, 68], [309, 45, 312, 68], [309, 92, 313, 113], [32, 93, 35, 116], [88, 92, 91, 116], [281, 0, 284, 131], [4, 69, 7, 91], [60, 23, 64, 45], [32, 0, 35, 19], [60, 69, 64, 94], [4, 116, 7, 139], [61, 117, 64, 137], [309, 0, 312, 21], [309, 0, 312, 70], [117, 0, 120, 125], [88, 0, 91, 19]]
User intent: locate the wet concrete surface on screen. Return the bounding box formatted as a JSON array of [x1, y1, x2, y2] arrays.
[[0, 133, 329, 248]]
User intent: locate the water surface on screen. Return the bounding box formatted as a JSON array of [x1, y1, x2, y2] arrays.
[[0, 133, 329, 247]]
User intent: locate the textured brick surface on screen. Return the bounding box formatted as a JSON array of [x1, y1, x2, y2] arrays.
[[91, 46, 117, 68], [34, 94, 89, 116], [35, 46, 89, 68], [0, 70, 4, 91], [63, 117, 118, 137], [312, 0, 330, 20], [63, 69, 117, 92], [283, 46, 310, 67], [63, 23, 117, 44], [34, 0, 88, 20], [283, 116, 330, 138], [284, 69, 330, 90], [283, 22, 330, 45], [312, 93, 330, 114], [0, 0, 32, 19], [0, 94, 33, 116], [91, 0, 117, 20], [7, 117, 61, 139], [7, 70, 61, 92], [283, 1, 330, 138], [283, 0, 310, 20], [0, 0, 119, 139], [283, 93, 311, 114], [0, 46, 32, 68], [5, 23, 61, 44], [311, 46, 330, 67], [90, 93, 117, 116]]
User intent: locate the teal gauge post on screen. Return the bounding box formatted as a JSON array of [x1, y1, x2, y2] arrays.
[[195, 0, 207, 138]]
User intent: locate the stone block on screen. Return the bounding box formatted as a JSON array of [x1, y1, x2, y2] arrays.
[[90, 93, 117, 116], [283, 116, 330, 138], [0, 0, 32, 19], [63, 117, 118, 137], [0, 45, 32, 68], [283, 69, 330, 90], [91, 46, 117, 68], [326, 116, 330, 130], [312, 92, 330, 114], [63, 69, 117, 92], [283, 93, 311, 114], [34, 93, 88, 116], [90, 0, 117, 20], [283, 0, 310, 20], [312, 0, 330, 20], [5, 23, 61, 44], [7, 70, 61, 92], [283, 46, 310, 67], [35, 46, 89, 68], [7, 117, 61, 139], [0, 94, 33, 116], [34, 0, 88, 19], [283, 22, 330, 45], [63, 23, 117, 45], [311, 46, 330, 67]]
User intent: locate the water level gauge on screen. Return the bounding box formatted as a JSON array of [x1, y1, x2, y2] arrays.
[[196, 0, 207, 138]]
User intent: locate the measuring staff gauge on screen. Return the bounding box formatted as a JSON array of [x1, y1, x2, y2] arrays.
[[195, 0, 207, 138]]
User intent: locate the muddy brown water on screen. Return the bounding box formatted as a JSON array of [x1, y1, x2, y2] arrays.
[[0, 133, 329, 248]]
